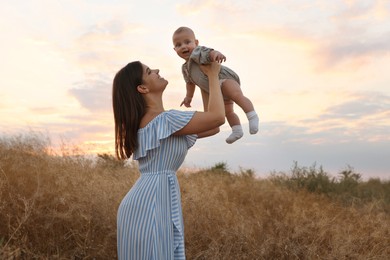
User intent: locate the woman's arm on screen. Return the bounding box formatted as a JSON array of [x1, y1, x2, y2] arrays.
[[196, 127, 220, 138], [175, 62, 225, 135]]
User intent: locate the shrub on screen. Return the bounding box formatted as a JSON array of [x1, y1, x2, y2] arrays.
[[270, 162, 390, 212]]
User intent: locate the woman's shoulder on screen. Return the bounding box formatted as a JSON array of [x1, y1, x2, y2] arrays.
[[134, 110, 197, 159], [139, 110, 195, 131], [139, 110, 164, 129]]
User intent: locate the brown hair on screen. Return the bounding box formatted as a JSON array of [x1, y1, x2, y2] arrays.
[[173, 26, 196, 38], [112, 61, 146, 160]]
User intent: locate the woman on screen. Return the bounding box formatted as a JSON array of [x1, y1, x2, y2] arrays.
[[112, 60, 225, 259]]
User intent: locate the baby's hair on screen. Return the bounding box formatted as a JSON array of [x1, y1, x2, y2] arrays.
[[173, 26, 196, 38]]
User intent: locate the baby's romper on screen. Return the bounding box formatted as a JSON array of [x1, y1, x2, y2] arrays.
[[117, 109, 197, 260], [181, 45, 241, 99]]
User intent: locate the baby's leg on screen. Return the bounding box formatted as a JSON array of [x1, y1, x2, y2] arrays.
[[221, 79, 259, 134], [224, 100, 243, 144]]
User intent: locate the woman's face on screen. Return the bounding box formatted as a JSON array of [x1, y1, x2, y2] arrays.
[[141, 63, 168, 92]]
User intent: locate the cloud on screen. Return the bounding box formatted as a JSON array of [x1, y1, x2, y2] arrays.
[[198, 0, 390, 70], [337, 0, 389, 20], [175, 0, 210, 14], [29, 107, 62, 114], [70, 20, 147, 70], [317, 30, 390, 67], [320, 92, 390, 120], [311, 1, 390, 67], [68, 73, 112, 112], [82, 20, 128, 37], [298, 92, 390, 142]]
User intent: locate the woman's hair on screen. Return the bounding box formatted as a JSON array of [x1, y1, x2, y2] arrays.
[[112, 61, 146, 160]]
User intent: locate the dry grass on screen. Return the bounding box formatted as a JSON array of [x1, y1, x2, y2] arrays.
[[0, 133, 389, 259]]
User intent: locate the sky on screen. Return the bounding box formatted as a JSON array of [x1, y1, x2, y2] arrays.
[[0, 0, 389, 179]]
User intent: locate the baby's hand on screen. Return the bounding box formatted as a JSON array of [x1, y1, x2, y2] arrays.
[[180, 96, 192, 107], [210, 50, 226, 63]]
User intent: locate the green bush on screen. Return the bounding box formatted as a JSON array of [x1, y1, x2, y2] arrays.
[[270, 161, 335, 193], [270, 162, 390, 212]]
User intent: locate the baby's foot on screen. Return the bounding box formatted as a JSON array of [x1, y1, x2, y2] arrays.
[[226, 125, 243, 144], [246, 111, 259, 134]]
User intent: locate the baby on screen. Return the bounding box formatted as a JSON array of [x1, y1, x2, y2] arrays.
[[172, 26, 259, 143]]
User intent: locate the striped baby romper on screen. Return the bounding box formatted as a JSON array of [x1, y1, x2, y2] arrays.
[[117, 109, 197, 260]]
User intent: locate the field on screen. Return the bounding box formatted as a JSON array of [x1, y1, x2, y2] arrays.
[[1, 133, 389, 259]]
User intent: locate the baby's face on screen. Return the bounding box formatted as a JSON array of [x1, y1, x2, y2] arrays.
[[172, 31, 198, 61]]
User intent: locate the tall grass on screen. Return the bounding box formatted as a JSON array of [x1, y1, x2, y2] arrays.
[[0, 133, 135, 259], [1, 133, 389, 259]]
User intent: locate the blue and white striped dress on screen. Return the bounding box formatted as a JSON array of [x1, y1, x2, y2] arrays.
[[117, 109, 197, 260]]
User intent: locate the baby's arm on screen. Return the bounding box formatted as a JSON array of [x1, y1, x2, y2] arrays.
[[209, 49, 226, 63], [180, 82, 196, 107], [191, 46, 226, 64]]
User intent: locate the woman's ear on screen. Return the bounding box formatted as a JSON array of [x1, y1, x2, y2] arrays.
[[137, 85, 149, 94]]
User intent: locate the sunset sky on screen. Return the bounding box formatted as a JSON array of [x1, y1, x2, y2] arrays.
[[1, 0, 389, 179]]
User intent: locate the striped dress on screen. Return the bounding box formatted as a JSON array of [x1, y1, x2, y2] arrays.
[[117, 109, 197, 260]]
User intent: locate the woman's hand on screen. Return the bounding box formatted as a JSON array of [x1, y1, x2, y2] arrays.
[[200, 61, 221, 78]]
